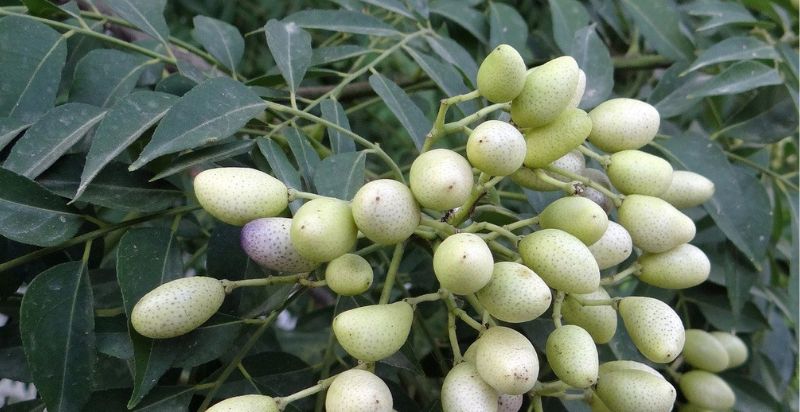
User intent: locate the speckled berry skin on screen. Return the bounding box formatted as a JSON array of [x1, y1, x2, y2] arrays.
[[332, 301, 413, 361], [579, 168, 615, 213], [587, 221, 632, 270], [596, 369, 676, 412], [131, 276, 225, 339], [682, 329, 730, 372], [194, 167, 288, 226], [539, 196, 609, 245], [679, 370, 736, 410], [511, 56, 580, 128], [290, 198, 358, 262], [433, 233, 494, 295], [618, 296, 685, 363], [510, 150, 585, 191], [710, 332, 748, 368], [477, 44, 527, 104], [476, 262, 552, 323], [562, 288, 618, 344], [206, 395, 279, 412], [240, 218, 319, 273], [441, 362, 499, 412], [466, 120, 526, 176], [618, 195, 696, 253], [523, 108, 592, 169], [351, 179, 420, 245], [325, 253, 373, 296], [475, 326, 539, 395], [546, 325, 599, 388], [637, 243, 710, 289], [598, 360, 662, 378], [497, 394, 523, 412], [588, 98, 660, 153], [607, 150, 673, 196], [325, 369, 393, 412], [568, 69, 586, 108], [409, 149, 473, 210], [519, 229, 600, 294], [659, 170, 715, 209]]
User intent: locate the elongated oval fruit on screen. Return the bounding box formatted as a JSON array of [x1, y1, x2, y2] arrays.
[[207, 395, 279, 412], [618, 195, 696, 253], [326, 369, 393, 412], [434, 233, 494, 295], [241, 217, 319, 273], [659, 170, 715, 209], [637, 244, 710, 289], [351, 179, 420, 245], [682, 329, 730, 372], [595, 369, 676, 412], [679, 370, 736, 410], [131, 276, 225, 339], [546, 325, 599, 388], [510, 150, 585, 191], [497, 394, 523, 412], [325, 254, 373, 296], [476, 262, 552, 323], [539, 196, 609, 245], [568, 69, 586, 108], [332, 301, 413, 361], [410, 149, 473, 210], [607, 150, 673, 196], [441, 362, 499, 412], [562, 287, 618, 344], [587, 221, 633, 270], [519, 229, 600, 294], [477, 44, 527, 103], [511, 56, 580, 128], [291, 198, 358, 262], [598, 360, 661, 379], [467, 120, 526, 176], [523, 108, 592, 169], [710, 331, 748, 368], [678, 403, 715, 412], [588, 98, 660, 153], [476, 326, 539, 395], [194, 167, 288, 226], [618, 296, 685, 363]]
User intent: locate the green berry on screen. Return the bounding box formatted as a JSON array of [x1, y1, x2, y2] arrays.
[[637, 243, 710, 289], [682, 329, 730, 372], [546, 325, 599, 388], [475, 326, 539, 395], [351, 179, 420, 245], [659, 170, 715, 209], [607, 150, 673, 196], [194, 167, 288, 226], [477, 44, 527, 103], [618, 195, 696, 253], [588, 98, 660, 153], [596, 370, 676, 412], [510, 150, 585, 191], [618, 296, 685, 363], [291, 198, 358, 262], [466, 120, 526, 176], [332, 301, 413, 362], [598, 360, 662, 379], [587, 221, 633, 270], [410, 149, 473, 210], [325, 369, 393, 412], [241, 217, 320, 273], [206, 395, 279, 412], [325, 254, 373, 296], [523, 108, 592, 169], [679, 370, 736, 410], [511, 56, 580, 128], [519, 229, 600, 294], [539, 196, 609, 245], [441, 362, 499, 412], [434, 233, 494, 295], [568, 69, 586, 108], [476, 262, 552, 323], [562, 288, 618, 344], [710, 331, 748, 368]]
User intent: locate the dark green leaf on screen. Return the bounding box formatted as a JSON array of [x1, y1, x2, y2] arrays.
[[360, 0, 415, 18], [685, 0, 757, 31], [683, 36, 778, 75], [284, 128, 320, 187], [368, 73, 430, 150], [569, 25, 613, 108], [721, 96, 798, 144], [194, 15, 244, 72], [175, 55, 221, 84], [429, 0, 487, 43], [172, 314, 243, 367], [778, 183, 799, 332], [131, 77, 266, 169], [649, 62, 710, 118], [313, 151, 366, 200], [104, 0, 170, 45], [619, 0, 693, 60], [0, 117, 30, 152], [257, 137, 303, 212], [683, 290, 767, 332], [0, 345, 32, 381], [21, 261, 95, 412], [0, 399, 45, 412], [265, 19, 312, 93], [82, 386, 194, 412], [285, 9, 399, 36], [488, 2, 528, 53], [69, 49, 151, 108], [721, 246, 758, 319], [22, 0, 77, 19], [150, 139, 255, 181], [425, 35, 478, 86], [727, 376, 782, 411], [95, 317, 134, 360], [310, 45, 371, 66], [154, 73, 197, 96], [320, 98, 355, 153], [405, 48, 474, 111], [687, 61, 783, 99], [549, 0, 590, 53]]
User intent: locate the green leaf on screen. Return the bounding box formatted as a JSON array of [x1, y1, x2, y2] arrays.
[[488, 2, 528, 53], [429, 0, 487, 43], [193, 15, 244, 72], [285, 9, 400, 36], [69, 49, 151, 108], [425, 35, 478, 86], [22, 0, 79, 20], [284, 128, 320, 188], [682, 289, 767, 332], [404, 48, 475, 113], [720, 245, 758, 319], [310, 45, 371, 66], [4, 103, 106, 179], [265, 19, 312, 93], [0, 16, 68, 123], [569, 25, 613, 109], [82, 386, 194, 412], [320, 98, 355, 153], [257, 137, 303, 212], [683, 36, 778, 75], [20, 261, 95, 412], [172, 314, 244, 367], [104, 0, 170, 46], [549, 0, 590, 53], [685, 0, 757, 31], [619, 0, 693, 60], [0, 168, 82, 247], [721, 94, 797, 144], [686, 61, 783, 99], [150, 139, 255, 181], [649, 62, 710, 118], [131, 77, 266, 169], [175, 55, 221, 84], [0, 117, 30, 152], [155, 73, 197, 96], [0, 399, 45, 412], [313, 151, 366, 200], [361, 0, 415, 18], [368, 73, 430, 150]]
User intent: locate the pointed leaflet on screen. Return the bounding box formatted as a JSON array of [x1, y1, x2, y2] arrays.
[[425, 35, 478, 86], [104, 0, 169, 46], [683, 36, 778, 75], [20, 261, 95, 412], [0, 16, 68, 123], [284, 127, 320, 186], [284, 9, 399, 37], [429, 0, 488, 43], [257, 137, 303, 213], [131, 77, 266, 169], [69, 49, 151, 108], [320, 99, 355, 153], [23, 0, 80, 20], [193, 16, 244, 72], [360, 0, 415, 18], [265, 19, 312, 93], [686, 61, 783, 99], [685, 0, 756, 31], [313, 151, 366, 200], [619, 0, 693, 60], [405, 48, 478, 113], [489, 2, 528, 53], [0, 117, 30, 152], [149, 139, 254, 181], [311, 45, 371, 66], [549, 0, 590, 53], [368, 73, 430, 150], [569, 25, 613, 108]]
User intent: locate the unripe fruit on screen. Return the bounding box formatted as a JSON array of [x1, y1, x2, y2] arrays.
[[291, 198, 358, 262], [588, 98, 660, 152], [476, 262, 552, 323], [466, 120, 526, 176], [475, 327, 539, 395], [598, 360, 661, 378], [562, 288, 618, 344], [539, 196, 609, 245], [441, 362, 499, 412], [409, 149, 473, 210], [587, 221, 633, 270], [618, 296, 685, 363], [325, 369, 393, 412], [511, 56, 580, 128], [710, 331, 748, 368], [332, 301, 413, 361], [618, 195, 696, 253], [351, 179, 420, 245], [682, 329, 730, 372], [588, 393, 612, 412], [546, 325, 599, 388], [607, 150, 673, 196], [637, 243, 710, 289], [131, 276, 225, 339], [659, 170, 715, 209], [477, 44, 527, 104], [579, 168, 615, 213], [206, 395, 279, 412], [678, 404, 714, 412], [497, 394, 523, 412], [519, 229, 600, 294], [241, 217, 319, 273], [568, 69, 586, 108], [679, 370, 736, 410], [595, 370, 676, 412], [523, 108, 592, 168], [510, 150, 585, 191], [194, 167, 288, 226], [434, 233, 494, 295], [325, 254, 373, 296]]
